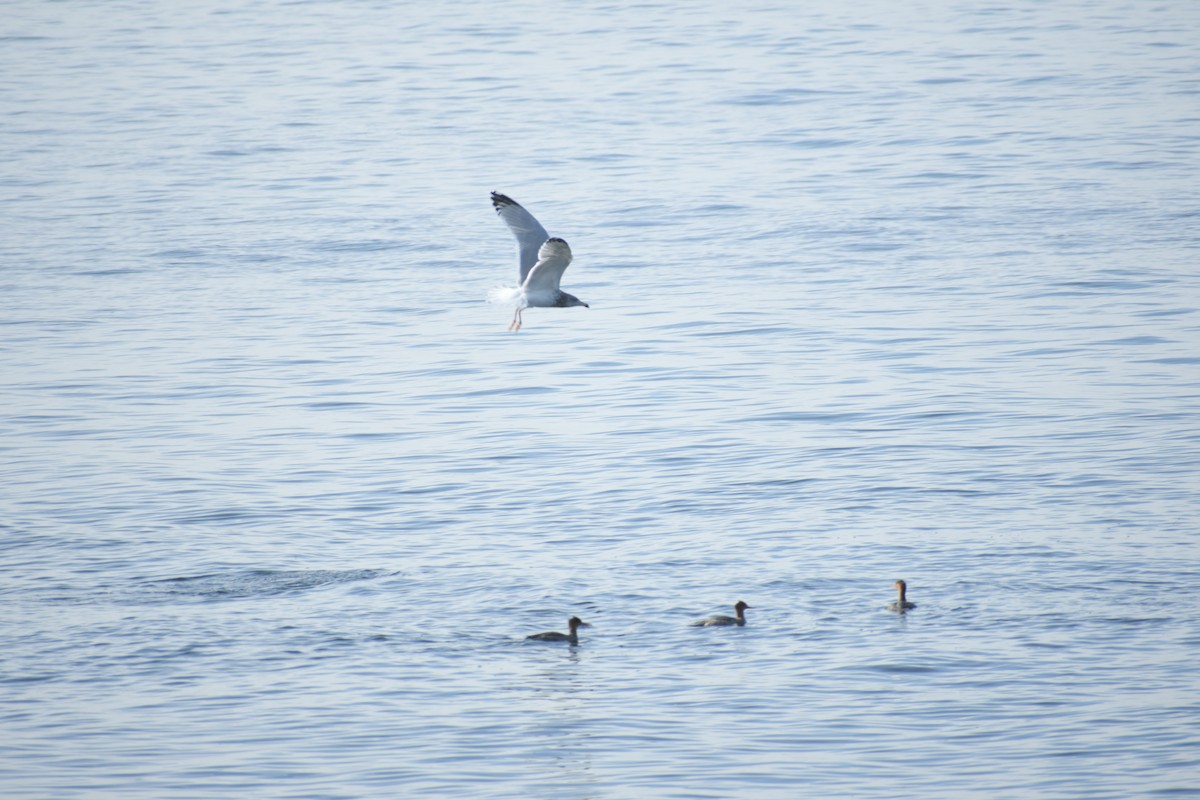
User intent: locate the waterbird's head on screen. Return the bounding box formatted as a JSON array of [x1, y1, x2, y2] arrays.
[[557, 292, 589, 309], [893, 580, 907, 592], [567, 616, 590, 631], [734, 601, 752, 612]]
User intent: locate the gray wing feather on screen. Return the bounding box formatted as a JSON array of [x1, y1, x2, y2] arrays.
[[522, 237, 573, 293], [491, 192, 550, 284]]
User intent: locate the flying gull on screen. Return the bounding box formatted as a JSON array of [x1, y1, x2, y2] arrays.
[[490, 191, 589, 331]]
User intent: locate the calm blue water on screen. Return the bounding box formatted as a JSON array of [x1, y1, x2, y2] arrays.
[[3, 1, 1200, 797]]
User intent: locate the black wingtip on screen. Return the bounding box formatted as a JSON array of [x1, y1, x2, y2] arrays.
[[491, 191, 518, 212]]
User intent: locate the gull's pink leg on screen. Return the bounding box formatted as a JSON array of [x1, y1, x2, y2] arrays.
[[509, 307, 522, 332]]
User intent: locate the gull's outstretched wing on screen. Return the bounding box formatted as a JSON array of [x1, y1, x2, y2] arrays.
[[522, 237, 573, 293], [491, 192, 549, 284]]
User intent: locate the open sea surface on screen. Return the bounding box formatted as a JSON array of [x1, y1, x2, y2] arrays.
[[2, 1, 1199, 797]]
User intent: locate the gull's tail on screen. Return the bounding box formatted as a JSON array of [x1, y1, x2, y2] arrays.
[[488, 286, 522, 306]]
